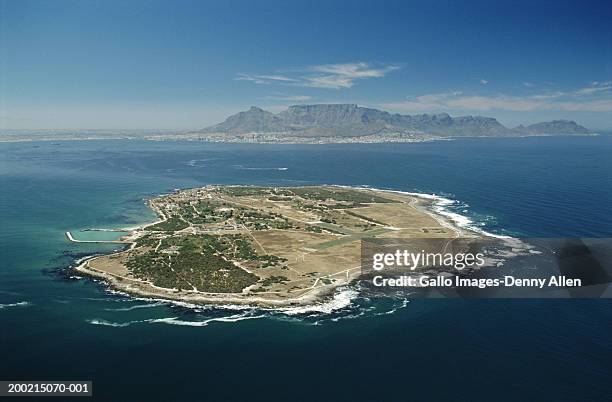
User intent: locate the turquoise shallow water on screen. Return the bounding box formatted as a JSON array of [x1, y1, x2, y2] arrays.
[[69, 231, 129, 241], [0, 137, 611, 401]]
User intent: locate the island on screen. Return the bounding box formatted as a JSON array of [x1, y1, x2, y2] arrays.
[[75, 185, 475, 306]]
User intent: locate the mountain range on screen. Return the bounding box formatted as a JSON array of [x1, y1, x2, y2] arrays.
[[199, 104, 592, 140]]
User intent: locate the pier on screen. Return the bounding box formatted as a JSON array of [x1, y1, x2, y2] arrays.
[[65, 231, 128, 244]]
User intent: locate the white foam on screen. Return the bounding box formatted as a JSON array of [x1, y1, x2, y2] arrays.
[[0, 301, 31, 309], [184, 158, 217, 167], [104, 301, 166, 311], [330, 310, 366, 322], [233, 165, 288, 171], [122, 287, 360, 317], [87, 319, 131, 327], [276, 287, 358, 315], [87, 312, 265, 328], [148, 313, 265, 327], [74, 254, 100, 265], [362, 186, 512, 240], [122, 296, 255, 312], [374, 298, 410, 316]]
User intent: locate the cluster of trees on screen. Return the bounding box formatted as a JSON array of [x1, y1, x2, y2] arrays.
[[344, 210, 387, 226], [125, 245, 258, 293], [288, 187, 395, 204], [146, 217, 188, 232]]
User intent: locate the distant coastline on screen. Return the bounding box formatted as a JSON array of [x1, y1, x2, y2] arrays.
[[0, 130, 600, 144], [0, 103, 599, 143], [195, 104, 595, 141]]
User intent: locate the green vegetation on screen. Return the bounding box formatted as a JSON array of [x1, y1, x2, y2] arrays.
[[305, 226, 323, 233], [315, 222, 353, 235], [259, 254, 287, 268], [125, 241, 258, 293], [268, 195, 292, 201], [289, 187, 396, 204], [321, 217, 337, 224], [135, 234, 159, 247], [232, 236, 257, 259], [260, 275, 289, 286], [236, 209, 293, 231], [344, 210, 387, 226], [220, 186, 269, 196], [157, 233, 286, 270], [146, 217, 188, 231], [295, 202, 325, 212], [270, 188, 294, 197]]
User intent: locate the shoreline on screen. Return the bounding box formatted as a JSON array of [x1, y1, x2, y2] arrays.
[[0, 132, 600, 144], [73, 185, 497, 310]]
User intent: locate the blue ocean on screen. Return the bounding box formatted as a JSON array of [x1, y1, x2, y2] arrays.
[[0, 136, 611, 401]]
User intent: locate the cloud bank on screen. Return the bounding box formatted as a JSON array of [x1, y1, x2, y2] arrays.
[[236, 62, 399, 89], [380, 82, 612, 114]]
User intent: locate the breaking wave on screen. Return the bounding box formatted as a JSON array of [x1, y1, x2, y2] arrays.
[[87, 319, 131, 327], [183, 158, 219, 167], [0, 301, 31, 310], [275, 286, 358, 316], [232, 165, 288, 171], [149, 313, 266, 326], [87, 312, 266, 328], [104, 301, 167, 311], [355, 185, 511, 240]]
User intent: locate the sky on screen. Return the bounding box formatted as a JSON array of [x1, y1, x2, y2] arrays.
[[1, 0, 611, 130]]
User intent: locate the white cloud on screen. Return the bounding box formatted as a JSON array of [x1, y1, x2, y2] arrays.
[[256, 75, 297, 82], [446, 95, 542, 111], [303, 62, 399, 89], [261, 94, 312, 101], [529, 91, 564, 100], [553, 99, 612, 112], [303, 75, 356, 89], [379, 85, 612, 114], [380, 92, 463, 112], [576, 81, 612, 95], [591, 81, 612, 86], [234, 73, 297, 85], [235, 62, 399, 90], [480, 79, 489, 85]]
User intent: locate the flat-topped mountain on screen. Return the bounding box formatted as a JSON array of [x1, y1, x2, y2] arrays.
[[199, 104, 592, 141]]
